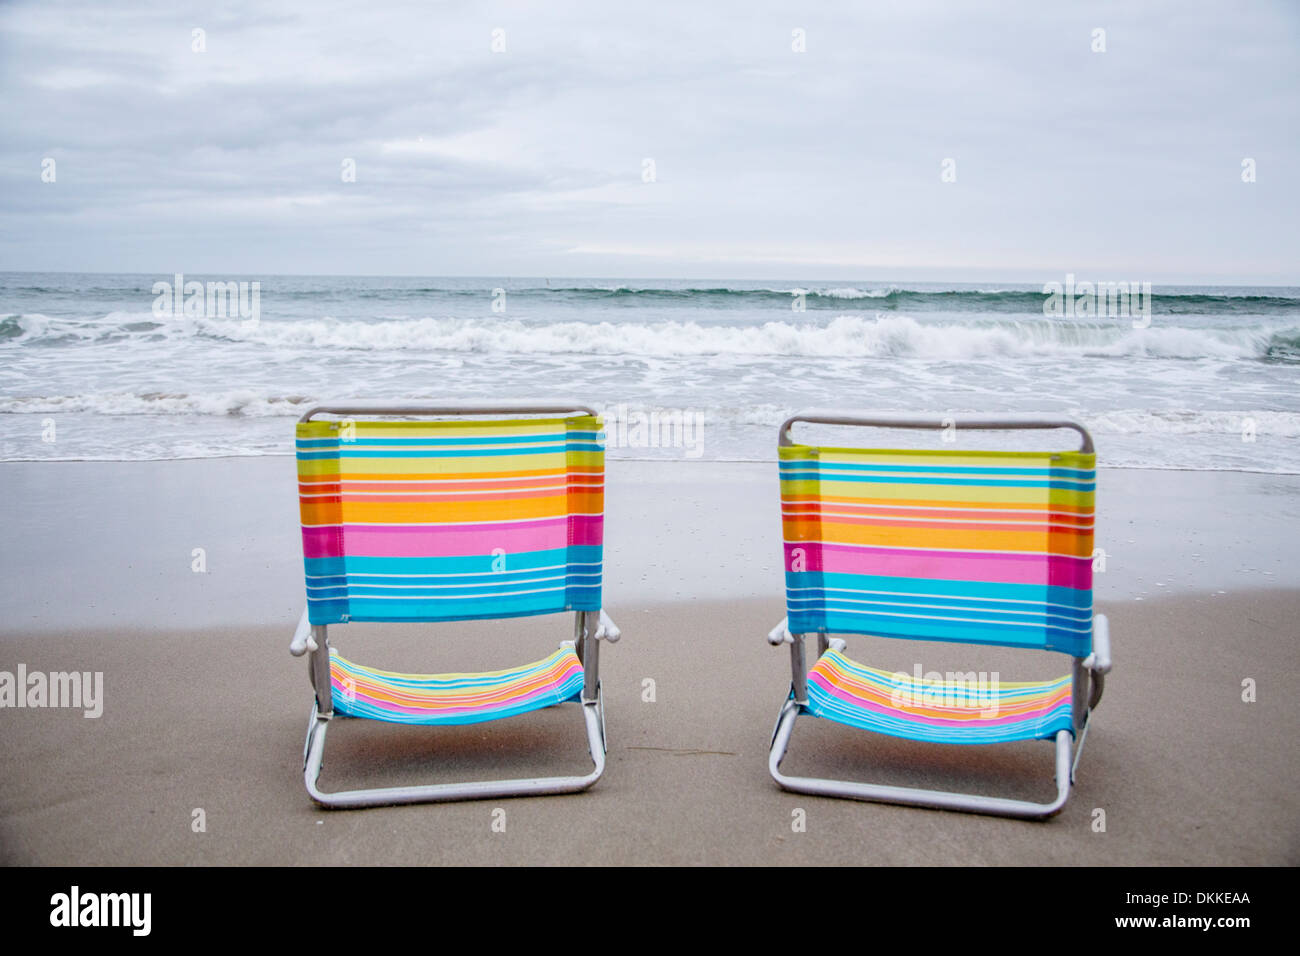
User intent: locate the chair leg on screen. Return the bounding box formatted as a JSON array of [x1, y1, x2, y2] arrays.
[[302, 701, 322, 770], [302, 691, 607, 810], [593, 680, 607, 754], [767, 701, 1073, 821]]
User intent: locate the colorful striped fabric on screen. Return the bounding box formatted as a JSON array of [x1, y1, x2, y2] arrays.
[[805, 649, 1073, 743], [780, 444, 1095, 656], [296, 415, 604, 625], [329, 646, 585, 725]]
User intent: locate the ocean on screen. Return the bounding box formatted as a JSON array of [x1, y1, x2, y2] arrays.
[[2, 272, 1298, 471]]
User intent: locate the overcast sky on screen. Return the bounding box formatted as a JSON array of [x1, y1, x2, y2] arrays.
[[1, 0, 1297, 282]]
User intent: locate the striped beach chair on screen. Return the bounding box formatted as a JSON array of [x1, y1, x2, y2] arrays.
[[767, 411, 1112, 819], [288, 401, 620, 808]]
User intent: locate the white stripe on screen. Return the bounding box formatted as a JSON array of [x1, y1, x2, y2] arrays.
[[781, 539, 1089, 560], [309, 584, 580, 602], [782, 508, 1093, 531], [327, 441, 572, 451], [302, 483, 573, 498], [309, 573, 602, 593], [309, 574, 566, 591], [804, 471, 1095, 483], [783, 462, 1094, 476], [298, 474, 604, 486], [787, 471, 1094, 482], [791, 603, 1093, 634], [785, 584, 1092, 614], [304, 561, 602, 580], [786, 593, 1081, 622], [781, 498, 1090, 519], [304, 512, 605, 529]]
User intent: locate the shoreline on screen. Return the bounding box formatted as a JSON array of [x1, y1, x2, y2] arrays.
[[1, 457, 1297, 634], [5, 451, 1300, 479]]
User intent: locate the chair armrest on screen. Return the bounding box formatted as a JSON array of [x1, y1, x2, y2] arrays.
[[1087, 613, 1111, 674], [289, 607, 317, 657], [593, 609, 621, 642], [768, 617, 794, 645]]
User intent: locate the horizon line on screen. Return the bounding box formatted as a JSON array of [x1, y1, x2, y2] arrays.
[[1, 269, 1298, 288]]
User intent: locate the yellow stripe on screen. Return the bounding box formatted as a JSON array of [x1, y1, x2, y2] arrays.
[[778, 477, 1094, 508]]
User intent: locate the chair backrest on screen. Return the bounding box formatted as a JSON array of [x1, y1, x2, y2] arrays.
[[296, 413, 604, 625], [779, 440, 1095, 656]]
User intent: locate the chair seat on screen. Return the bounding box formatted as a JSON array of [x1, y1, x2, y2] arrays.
[[330, 646, 584, 726], [805, 648, 1073, 744]]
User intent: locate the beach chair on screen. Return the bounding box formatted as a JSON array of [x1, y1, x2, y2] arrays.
[[288, 401, 620, 808], [766, 411, 1111, 819]]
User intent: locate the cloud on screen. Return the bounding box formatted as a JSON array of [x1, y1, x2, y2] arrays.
[[0, 0, 1297, 281]]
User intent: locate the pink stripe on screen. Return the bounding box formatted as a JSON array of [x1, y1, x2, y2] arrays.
[[785, 542, 1092, 590], [302, 515, 602, 558], [568, 514, 604, 548]]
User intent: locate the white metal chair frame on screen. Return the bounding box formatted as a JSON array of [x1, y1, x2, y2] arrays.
[[289, 401, 621, 809], [766, 411, 1112, 820]]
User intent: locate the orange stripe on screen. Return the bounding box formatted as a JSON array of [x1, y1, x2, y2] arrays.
[[330, 487, 569, 505], [782, 493, 1093, 515], [300, 497, 568, 525], [802, 515, 1090, 534], [782, 501, 1093, 526], [781, 516, 1094, 557], [783, 510, 1093, 531], [300, 491, 605, 525]]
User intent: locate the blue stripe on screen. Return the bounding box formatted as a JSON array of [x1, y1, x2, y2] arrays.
[[787, 596, 1090, 630], [298, 438, 603, 454], [303, 546, 603, 625], [297, 430, 603, 450], [805, 686, 1073, 744], [310, 574, 601, 600], [786, 572, 1093, 610], [795, 598, 1093, 630], [342, 588, 597, 622], [308, 570, 601, 590], [297, 433, 565, 448], [786, 606, 1091, 656], [299, 444, 569, 460], [777, 470, 1094, 491], [781, 570, 1093, 654], [305, 546, 601, 579], [298, 432, 602, 448]]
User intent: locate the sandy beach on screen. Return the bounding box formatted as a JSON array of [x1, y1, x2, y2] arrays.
[[4, 0, 1299, 890], [1, 457, 1297, 865]]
